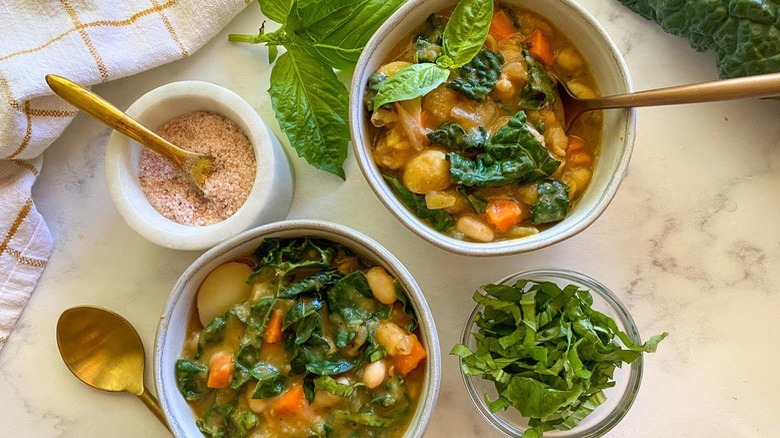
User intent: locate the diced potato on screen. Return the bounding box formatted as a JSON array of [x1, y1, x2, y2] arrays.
[[402, 149, 451, 194], [425, 191, 457, 209], [197, 262, 253, 326], [373, 128, 415, 170], [506, 226, 540, 238], [556, 47, 585, 71], [377, 61, 412, 77], [517, 184, 538, 205]]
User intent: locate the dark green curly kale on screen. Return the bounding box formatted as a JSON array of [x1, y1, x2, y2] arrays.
[[617, 0, 780, 78], [416, 14, 444, 63], [427, 122, 489, 151], [531, 179, 570, 225], [363, 72, 387, 112], [448, 49, 505, 101]]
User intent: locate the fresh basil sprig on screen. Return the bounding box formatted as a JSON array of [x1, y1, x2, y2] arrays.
[[373, 0, 494, 110], [230, 0, 406, 179]]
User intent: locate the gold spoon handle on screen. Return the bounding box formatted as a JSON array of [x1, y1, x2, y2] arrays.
[[586, 72, 780, 110], [137, 387, 172, 432], [45, 74, 187, 168]]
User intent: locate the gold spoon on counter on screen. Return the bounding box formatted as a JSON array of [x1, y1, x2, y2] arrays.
[[558, 72, 780, 132], [56, 306, 171, 432], [45, 74, 214, 194]]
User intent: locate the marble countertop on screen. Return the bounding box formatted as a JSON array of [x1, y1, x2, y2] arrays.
[[2, 1, 779, 437]]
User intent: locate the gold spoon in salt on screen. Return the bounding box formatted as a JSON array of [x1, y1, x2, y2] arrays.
[[46, 74, 214, 194], [56, 306, 171, 431]]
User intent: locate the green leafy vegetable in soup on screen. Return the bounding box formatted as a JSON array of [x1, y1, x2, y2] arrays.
[[451, 280, 667, 437], [365, 0, 603, 243], [177, 238, 428, 438]]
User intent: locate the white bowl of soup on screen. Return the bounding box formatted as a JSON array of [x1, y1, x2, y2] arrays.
[[350, 0, 635, 256], [154, 220, 441, 438]]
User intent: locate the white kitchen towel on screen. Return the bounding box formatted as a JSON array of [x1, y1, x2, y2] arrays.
[[0, 0, 251, 352]]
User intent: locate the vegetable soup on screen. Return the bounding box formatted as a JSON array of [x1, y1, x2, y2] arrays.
[[364, 0, 602, 243], [176, 238, 427, 438]]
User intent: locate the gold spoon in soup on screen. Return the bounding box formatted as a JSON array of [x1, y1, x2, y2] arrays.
[[45, 74, 214, 195], [56, 306, 171, 432], [557, 72, 780, 132]]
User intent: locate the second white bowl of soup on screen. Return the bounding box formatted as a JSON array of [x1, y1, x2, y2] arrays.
[[350, 0, 635, 256]]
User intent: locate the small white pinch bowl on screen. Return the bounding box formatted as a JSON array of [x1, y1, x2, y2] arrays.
[[350, 0, 636, 256], [105, 81, 294, 251]]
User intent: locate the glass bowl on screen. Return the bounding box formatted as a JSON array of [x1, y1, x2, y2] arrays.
[[459, 269, 643, 437]]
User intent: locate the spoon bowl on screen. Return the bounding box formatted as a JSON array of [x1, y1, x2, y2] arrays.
[[56, 306, 170, 430], [45, 74, 215, 194], [556, 72, 780, 132]]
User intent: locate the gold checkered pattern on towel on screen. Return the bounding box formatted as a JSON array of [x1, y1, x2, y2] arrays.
[[0, 0, 250, 352]]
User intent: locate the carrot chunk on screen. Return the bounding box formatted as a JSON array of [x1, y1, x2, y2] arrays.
[[527, 29, 554, 66], [489, 10, 516, 41], [485, 199, 524, 233], [391, 334, 427, 377], [272, 384, 306, 416], [263, 309, 284, 344], [207, 351, 235, 389]]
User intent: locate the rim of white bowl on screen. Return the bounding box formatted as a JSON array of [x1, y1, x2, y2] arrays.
[[154, 220, 441, 438], [104, 80, 293, 251], [349, 0, 636, 257]]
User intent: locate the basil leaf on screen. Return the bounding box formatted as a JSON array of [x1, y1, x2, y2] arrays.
[[442, 0, 494, 67], [383, 174, 456, 232], [259, 0, 293, 23], [373, 63, 450, 109], [288, 0, 406, 70], [269, 49, 349, 179], [531, 179, 570, 225]]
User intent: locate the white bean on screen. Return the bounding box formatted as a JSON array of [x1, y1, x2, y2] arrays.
[[456, 216, 495, 242], [362, 359, 388, 389], [375, 321, 412, 356], [366, 267, 398, 305]]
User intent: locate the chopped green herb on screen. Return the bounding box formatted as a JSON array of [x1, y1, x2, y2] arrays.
[[451, 280, 667, 437]]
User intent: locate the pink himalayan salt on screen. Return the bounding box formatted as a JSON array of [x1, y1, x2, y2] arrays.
[[138, 111, 256, 226]]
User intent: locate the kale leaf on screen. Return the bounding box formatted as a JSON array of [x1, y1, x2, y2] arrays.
[[251, 237, 336, 280], [531, 179, 570, 225], [448, 49, 504, 101], [448, 110, 560, 187], [279, 270, 343, 299], [326, 271, 379, 323], [176, 359, 209, 401], [617, 0, 780, 78], [416, 15, 444, 63], [383, 174, 457, 232], [249, 362, 287, 399], [363, 72, 387, 112], [456, 186, 488, 214], [519, 50, 555, 109], [427, 121, 489, 151]]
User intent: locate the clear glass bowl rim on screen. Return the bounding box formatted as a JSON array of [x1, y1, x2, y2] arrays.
[[459, 268, 644, 438]]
